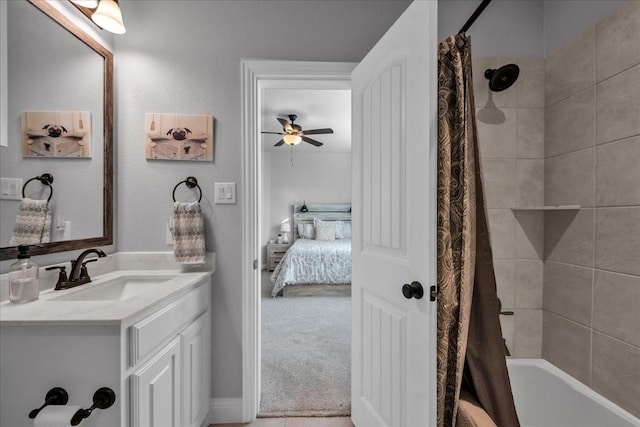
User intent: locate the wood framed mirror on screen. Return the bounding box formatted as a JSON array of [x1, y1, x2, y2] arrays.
[[0, 0, 113, 260]]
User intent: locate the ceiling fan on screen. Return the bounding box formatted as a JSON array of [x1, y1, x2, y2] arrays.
[[261, 114, 333, 147]]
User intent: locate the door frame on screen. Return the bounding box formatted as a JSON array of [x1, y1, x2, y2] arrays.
[[241, 59, 356, 422]]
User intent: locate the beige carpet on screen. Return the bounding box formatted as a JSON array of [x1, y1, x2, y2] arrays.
[[259, 272, 351, 417]]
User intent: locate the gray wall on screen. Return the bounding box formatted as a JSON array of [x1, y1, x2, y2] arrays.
[[438, 0, 544, 57], [114, 0, 410, 399], [543, 0, 627, 54]]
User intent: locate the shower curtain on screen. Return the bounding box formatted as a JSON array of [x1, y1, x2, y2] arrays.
[[436, 33, 520, 427]]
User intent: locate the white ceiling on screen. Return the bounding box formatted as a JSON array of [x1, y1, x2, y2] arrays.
[[261, 88, 351, 152]]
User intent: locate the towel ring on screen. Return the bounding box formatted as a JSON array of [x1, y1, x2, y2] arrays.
[[22, 173, 54, 202], [172, 176, 202, 203]]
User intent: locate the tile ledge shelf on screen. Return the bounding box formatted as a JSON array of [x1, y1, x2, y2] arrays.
[[511, 205, 581, 211]]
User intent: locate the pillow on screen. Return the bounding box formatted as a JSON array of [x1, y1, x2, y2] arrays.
[[314, 218, 350, 239], [297, 223, 315, 239], [315, 224, 336, 241]]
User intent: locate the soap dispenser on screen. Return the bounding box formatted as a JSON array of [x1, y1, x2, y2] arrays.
[[8, 245, 40, 303]]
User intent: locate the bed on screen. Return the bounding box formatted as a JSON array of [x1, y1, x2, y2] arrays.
[[270, 203, 352, 297]]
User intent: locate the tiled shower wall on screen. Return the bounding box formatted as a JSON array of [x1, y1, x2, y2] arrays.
[[472, 57, 545, 358], [542, 1, 640, 417]]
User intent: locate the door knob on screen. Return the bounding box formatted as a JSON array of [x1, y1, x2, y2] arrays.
[[402, 281, 424, 299]]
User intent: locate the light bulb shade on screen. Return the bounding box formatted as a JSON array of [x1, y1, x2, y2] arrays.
[[282, 134, 302, 145], [280, 223, 291, 233], [91, 0, 126, 34], [71, 0, 99, 7]]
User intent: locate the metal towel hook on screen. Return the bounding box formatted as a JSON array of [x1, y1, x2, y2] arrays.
[[172, 176, 202, 203], [28, 387, 69, 419], [70, 387, 116, 426]]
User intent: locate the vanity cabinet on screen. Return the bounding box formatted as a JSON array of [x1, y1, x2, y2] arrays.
[[0, 274, 211, 427], [129, 280, 211, 427]]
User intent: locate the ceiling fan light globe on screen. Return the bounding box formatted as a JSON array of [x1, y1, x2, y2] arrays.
[[283, 134, 302, 145]]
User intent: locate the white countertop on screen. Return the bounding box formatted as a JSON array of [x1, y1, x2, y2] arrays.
[[0, 269, 212, 326]]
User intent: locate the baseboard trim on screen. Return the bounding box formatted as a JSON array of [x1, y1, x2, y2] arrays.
[[208, 397, 243, 424]]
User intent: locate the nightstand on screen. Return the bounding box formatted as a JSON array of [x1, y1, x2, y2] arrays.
[[267, 243, 291, 271]]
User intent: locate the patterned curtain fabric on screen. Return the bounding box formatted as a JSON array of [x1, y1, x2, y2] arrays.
[[436, 33, 520, 427], [436, 33, 477, 427]]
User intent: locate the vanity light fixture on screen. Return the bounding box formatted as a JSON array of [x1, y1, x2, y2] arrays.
[[282, 134, 302, 145], [70, 0, 126, 34], [70, 0, 98, 7], [91, 0, 126, 34]]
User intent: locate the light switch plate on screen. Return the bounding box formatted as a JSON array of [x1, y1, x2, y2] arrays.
[[214, 182, 236, 204], [0, 178, 22, 200]]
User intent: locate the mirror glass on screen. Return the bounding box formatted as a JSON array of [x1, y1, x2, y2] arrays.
[[0, 1, 113, 260]]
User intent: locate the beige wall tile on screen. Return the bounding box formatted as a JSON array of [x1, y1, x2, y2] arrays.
[[488, 209, 515, 259], [500, 313, 515, 358], [595, 207, 640, 276], [543, 261, 593, 327], [546, 27, 595, 106], [596, 1, 640, 82], [517, 159, 544, 207], [596, 136, 640, 206], [513, 309, 542, 358], [494, 259, 515, 309], [545, 88, 595, 158], [481, 159, 517, 208], [545, 148, 595, 207], [512, 57, 545, 109], [594, 270, 640, 347], [596, 64, 640, 145], [514, 211, 544, 259], [592, 332, 640, 417], [516, 108, 544, 159], [514, 259, 543, 309], [545, 209, 594, 268], [473, 57, 497, 109], [476, 108, 517, 159], [542, 312, 591, 384]]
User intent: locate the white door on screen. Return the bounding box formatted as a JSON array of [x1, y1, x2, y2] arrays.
[[351, 1, 438, 426]]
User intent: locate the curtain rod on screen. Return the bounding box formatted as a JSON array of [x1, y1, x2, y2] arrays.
[[458, 0, 493, 34]]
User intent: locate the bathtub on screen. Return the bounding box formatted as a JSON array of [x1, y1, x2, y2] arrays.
[[507, 359, 640, 427]]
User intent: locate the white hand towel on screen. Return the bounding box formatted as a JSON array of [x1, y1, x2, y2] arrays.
[[9, 197, 52, 245], [172, 201, 206, 264]]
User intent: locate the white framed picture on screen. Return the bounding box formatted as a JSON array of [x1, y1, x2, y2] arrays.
[[145, 113, 214, 161], [22, 110, 92, 158]]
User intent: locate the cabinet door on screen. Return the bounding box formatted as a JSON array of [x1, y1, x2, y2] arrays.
[[181, 310, 211, 427], [131, 336, 182, 427]]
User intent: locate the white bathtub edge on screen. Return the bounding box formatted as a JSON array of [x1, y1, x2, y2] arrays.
[[507, 358, 640, 426]]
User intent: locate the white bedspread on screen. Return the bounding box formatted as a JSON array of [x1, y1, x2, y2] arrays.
[[270, 238, 351, 297]]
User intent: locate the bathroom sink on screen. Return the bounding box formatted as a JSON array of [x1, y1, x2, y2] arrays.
[[50, 275, 177, 301]]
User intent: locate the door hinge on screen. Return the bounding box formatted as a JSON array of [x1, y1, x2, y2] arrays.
[[253, 259, 258, 269], [429, 285, 438, 302]]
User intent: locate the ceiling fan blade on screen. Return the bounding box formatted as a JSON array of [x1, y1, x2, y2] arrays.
[[274, 139, 285, 146], [301, 136, 323, 147], [301, 128, 334, 135], [261, 131, 285, 135], [277, 118, 293, 132]]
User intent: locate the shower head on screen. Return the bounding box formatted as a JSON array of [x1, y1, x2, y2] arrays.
[[484, 63, 520, 92]]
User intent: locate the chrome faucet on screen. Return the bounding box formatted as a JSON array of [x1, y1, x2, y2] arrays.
[[47, 248, 107, 290]]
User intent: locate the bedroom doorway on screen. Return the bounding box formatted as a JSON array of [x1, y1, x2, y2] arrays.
[[240, 60, 356, 420], [257, 74, 355, 417]]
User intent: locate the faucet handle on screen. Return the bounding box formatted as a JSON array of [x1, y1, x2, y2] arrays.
[[46, 265, 69, 290], [79, 259, 98, 280]]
